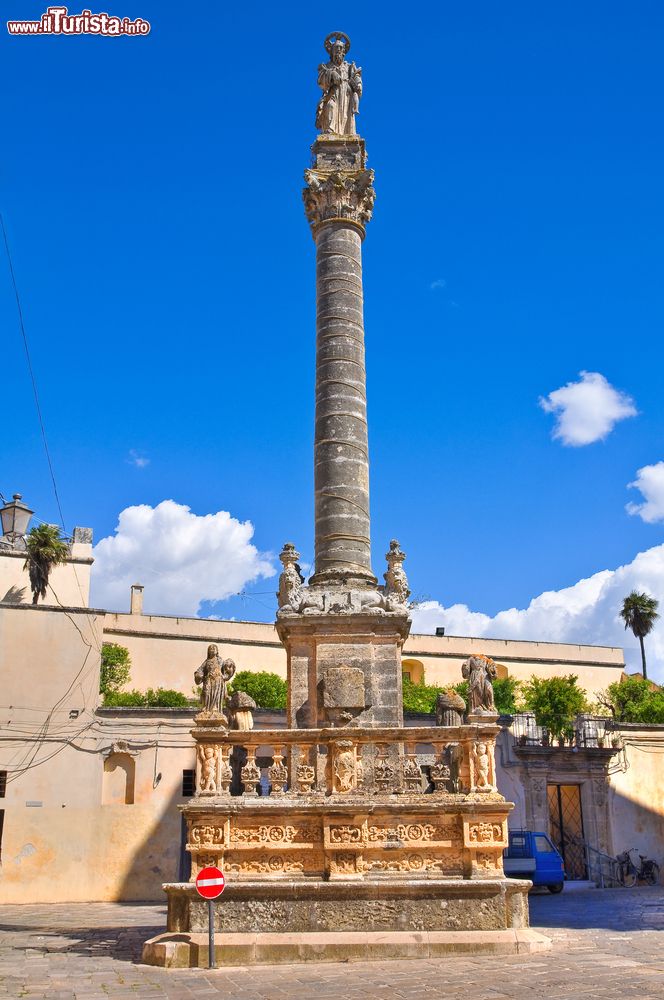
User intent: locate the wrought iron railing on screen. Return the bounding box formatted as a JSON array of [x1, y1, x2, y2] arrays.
[[551, 820, 622, 888], [511, 713, 620, 751]]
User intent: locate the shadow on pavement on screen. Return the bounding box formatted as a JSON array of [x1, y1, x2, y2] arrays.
[[529, 885, 664, 932]]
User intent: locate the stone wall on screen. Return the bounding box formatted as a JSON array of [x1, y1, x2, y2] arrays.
[[101, 608, 625, 698]]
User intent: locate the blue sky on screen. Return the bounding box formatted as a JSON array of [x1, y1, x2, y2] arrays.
[[2, 3, 664, 673]]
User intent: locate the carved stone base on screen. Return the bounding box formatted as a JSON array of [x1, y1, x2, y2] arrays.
[[142, 925, 551, 968], [152, 875, 533, 948], [277, 608, 411, 728]]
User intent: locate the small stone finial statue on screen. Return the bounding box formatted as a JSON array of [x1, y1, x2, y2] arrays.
[[383, 539, 410, 609], [277, 542, 304, 612], [228, 690, 257, 731], [461, 655, 497, 715], [435, 688, 466, 727], [194, 644, 236, 719], [316, 32, 362, 136]]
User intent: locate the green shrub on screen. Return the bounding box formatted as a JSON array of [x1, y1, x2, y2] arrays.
[[100, 643, 131, 695], [522, 675, 587, 738], [102, 686, 190, 708], [228, 670, 287, 710], [145, 687, 190, 708], [102, 689, 146, 707], [402, 675, 440, 714]]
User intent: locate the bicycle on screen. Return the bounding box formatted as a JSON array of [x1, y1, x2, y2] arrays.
[[616, 848, 660, 887]]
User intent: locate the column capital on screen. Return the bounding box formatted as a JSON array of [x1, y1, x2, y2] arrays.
[[303, 137, 375, 237]]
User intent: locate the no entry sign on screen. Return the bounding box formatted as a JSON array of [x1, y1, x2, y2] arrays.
[[196, 866, 225, 899]]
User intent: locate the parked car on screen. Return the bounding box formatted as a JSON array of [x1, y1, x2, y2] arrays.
[[503, 829, 565, 893]]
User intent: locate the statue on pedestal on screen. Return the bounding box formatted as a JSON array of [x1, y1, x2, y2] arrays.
[[461, 655, 497, 714], [194, 644, 235, 719], [316, 32, 362, 135]]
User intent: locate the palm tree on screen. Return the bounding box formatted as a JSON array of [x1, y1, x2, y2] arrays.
[[23, 524, 69, 605], [619, 591, 660, 680]]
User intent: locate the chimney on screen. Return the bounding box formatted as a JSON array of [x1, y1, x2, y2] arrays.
[[130, 583, 144, 615]]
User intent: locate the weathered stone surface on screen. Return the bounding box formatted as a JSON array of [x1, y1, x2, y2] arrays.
[[141, 926, 550, 967], [310, 220, 375, 587], [277, 609, 409, 728], [164, 876, 531, 935], [323, 665, 365, 709]]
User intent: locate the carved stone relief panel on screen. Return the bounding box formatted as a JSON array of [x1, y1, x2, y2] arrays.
[[187, 818, 228, 851], [471, 850, 504, 876], [463, 817, 508, 850], [330, 739, 361, 793], [224, 853, 316, 876], [329, 850, 362, 876], [359, 851, 464, 875], [191, 852, 223, 878], [230, 821, 323, 847]]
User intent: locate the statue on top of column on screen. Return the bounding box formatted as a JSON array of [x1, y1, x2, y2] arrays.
[[315, 32, 362, 136]]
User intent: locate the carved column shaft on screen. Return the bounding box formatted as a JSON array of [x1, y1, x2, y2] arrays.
[[311, 221, 374, 585], [304, 136, 377, 588]]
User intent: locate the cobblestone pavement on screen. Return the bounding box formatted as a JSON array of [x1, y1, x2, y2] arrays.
[[1, 887, 664, 999]]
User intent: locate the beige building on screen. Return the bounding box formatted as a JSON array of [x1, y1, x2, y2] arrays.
[[107, 583, 625, 698], [1, 517, 661, 905]]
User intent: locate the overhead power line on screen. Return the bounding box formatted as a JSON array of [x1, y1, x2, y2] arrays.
[[1, 212, 66, 533]]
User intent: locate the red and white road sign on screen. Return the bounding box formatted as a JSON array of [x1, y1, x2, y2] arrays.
[[195, 866, 225, 899]]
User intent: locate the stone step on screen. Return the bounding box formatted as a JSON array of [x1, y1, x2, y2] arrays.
[[141, 928, 552, 968]]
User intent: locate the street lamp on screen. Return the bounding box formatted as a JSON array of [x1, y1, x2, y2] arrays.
[[0, 493, 34, 543]]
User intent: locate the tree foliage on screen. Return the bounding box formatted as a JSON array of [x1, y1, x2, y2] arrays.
[[228, 670, 287, 710], [599, 675, 664, 725], [619, 591, 659, 680], [100, 642, 131, 695], [24, 524, 69, 604], [493, 677, 522, 715], [522, 675, 587, 738]]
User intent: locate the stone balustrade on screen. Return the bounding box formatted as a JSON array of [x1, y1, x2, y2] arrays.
[[192, 721, 500, 800]]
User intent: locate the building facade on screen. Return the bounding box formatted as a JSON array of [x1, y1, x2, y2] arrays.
[[1, 525, 661, 905]]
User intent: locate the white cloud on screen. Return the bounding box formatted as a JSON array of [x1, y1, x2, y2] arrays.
[[539, 371, 636, 446], [627, 462, 664, 524], [127, 450, 150, 469], [430, 278, 447, 290], [91, 500, 275, 616], [411, 543, 664, 682]]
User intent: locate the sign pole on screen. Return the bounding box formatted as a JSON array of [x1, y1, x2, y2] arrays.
[[195, 865, 224, 969], [208, 898, 215, 969]]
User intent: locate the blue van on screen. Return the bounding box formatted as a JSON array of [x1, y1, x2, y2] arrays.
[[503, 829, 565, 893]]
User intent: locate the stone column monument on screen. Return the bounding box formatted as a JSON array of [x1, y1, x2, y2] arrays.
[[142, 34, 546, 968], [277, 31, 411, 730]]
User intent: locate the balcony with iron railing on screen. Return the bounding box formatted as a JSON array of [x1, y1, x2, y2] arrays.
[[509, 713, 622, 752]]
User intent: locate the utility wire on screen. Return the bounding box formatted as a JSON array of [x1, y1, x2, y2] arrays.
[[1, 212, 67, 534]]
